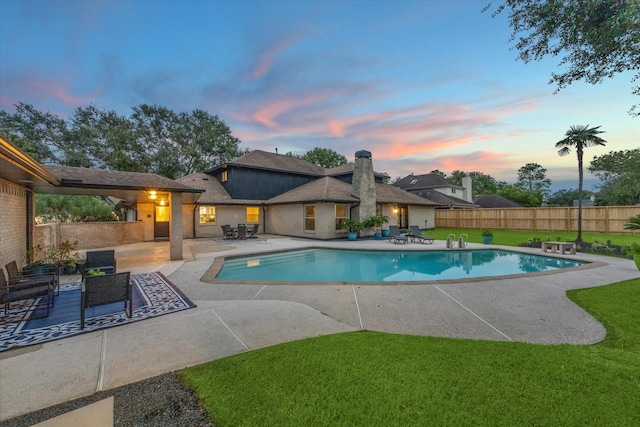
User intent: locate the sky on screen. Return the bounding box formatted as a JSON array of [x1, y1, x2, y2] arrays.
[[1, 0, 638, 191]]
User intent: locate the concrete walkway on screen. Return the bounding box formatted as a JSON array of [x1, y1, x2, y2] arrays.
[[1, 237, 639, 422]]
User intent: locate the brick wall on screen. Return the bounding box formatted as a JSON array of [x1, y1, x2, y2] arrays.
[[59, 222, 144, 249], [0, 179, 28, 269]]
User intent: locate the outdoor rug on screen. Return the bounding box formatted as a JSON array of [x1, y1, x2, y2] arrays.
[[0, 272, 196, 352]]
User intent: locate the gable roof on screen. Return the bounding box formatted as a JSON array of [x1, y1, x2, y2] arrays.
[[266, 177, 358, 204], [206, 150, 388, 179], [207, 150, 326, 176], [474, 194, 522, 208], [393, 174, 463, 190]]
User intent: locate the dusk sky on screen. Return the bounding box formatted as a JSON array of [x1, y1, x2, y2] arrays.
[[1, 0, 638, 190]]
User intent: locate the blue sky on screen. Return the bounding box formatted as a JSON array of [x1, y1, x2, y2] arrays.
[[1, 0, 638, 190]]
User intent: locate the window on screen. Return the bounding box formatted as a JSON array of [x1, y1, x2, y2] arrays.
[[199, 206, 216, 224], [335, 204, 347, 230], [246, 206, 259, 223], [305, 205, 315, 231], [410, 179, 418, 185], [451, 188, 456, 194], [221, 170, 228, 182]]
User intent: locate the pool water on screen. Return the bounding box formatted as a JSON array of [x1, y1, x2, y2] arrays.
[[216, 249, 587, 282]]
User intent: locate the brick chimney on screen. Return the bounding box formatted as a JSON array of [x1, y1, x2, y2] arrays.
[[351, 150, 376, 226]]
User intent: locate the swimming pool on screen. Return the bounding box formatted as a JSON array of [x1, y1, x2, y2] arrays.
[[215, 248, 588, 283]]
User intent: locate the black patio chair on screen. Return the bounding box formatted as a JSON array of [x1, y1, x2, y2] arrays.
[[81, 250, 116, 280], [1, 267, 55, 317], [409, 225, 435, 244], [81, 271, 132, 329], [221, 225, 236, 239], [388, 226, 408, 244], [247, 224, 259, 238], [237, 224, 247, 239]]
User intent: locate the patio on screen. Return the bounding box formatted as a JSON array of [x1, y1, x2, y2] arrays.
[[1, 236, 639, 422]]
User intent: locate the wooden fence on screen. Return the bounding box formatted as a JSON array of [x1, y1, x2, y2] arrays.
[[435, 206, 640, 234]]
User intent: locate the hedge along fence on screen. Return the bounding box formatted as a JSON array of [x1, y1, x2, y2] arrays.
[[435, 206, 640, 234]]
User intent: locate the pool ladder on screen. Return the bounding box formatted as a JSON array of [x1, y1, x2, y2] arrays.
[[446, 233, 468, 249]]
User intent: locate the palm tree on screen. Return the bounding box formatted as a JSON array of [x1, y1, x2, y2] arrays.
[[624, 214, 640, 230], [556, 125, 607, 243]]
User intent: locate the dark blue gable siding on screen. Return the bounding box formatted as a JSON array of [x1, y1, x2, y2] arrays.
[[219, 167, 317, 200]]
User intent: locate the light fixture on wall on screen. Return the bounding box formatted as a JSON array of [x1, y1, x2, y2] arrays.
[[392, 204, 398, 214], [148, 190, 157, 200], [159, 199, 165, 206]]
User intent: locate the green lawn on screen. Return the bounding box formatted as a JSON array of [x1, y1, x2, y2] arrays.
[[182, 278, 640, 426], [426, 227, 638, 248]]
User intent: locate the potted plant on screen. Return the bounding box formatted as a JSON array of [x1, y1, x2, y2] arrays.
[[45, 240, 83, 275], [23, 245, 54, 275], [630, 243, 640, 271], [341, 219, 364, 241], [364, 215, 390, 240], [481, 230, 494, 245]]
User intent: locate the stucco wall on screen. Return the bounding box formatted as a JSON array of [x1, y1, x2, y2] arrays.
[[0, 179, 28, 269], [267, 203, 350, 239], [408, 205, 435, 230]]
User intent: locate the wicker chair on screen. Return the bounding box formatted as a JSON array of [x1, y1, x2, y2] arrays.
[[1, 268, 55, 317], [81, 250, 116, 280], [81, 271, 132, 329]]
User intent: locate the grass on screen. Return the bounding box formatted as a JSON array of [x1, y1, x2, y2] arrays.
[[426, 227, 639, 248], [182, 278, 640, 426]]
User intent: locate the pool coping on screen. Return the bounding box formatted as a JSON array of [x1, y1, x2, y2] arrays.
[[202, 246, 606, 286]]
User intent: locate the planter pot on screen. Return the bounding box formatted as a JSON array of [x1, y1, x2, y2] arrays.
[[481, 236, 493, 245], [381, 229, 390, 238], [347, 232, 358, 241], [23, 263, 55, 276], [374, 231, 382, 240], [633, 253, 640, 271]]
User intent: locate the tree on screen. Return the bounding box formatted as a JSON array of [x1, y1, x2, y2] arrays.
[[429, 169, 447, 178], [517, 162, 551, 194], [556, 124, 607, 242], [546, 188, 594, 206], [36, 195, 120, 223], [588, 148, 640, 205], [485, 0, 640, 115], [300, 147, 347, 168], [497, 184, 543, 207], [0, 103, 243, 179]]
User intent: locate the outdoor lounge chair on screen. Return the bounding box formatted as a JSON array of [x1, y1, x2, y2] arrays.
[[409, 225, 435, 244], [81, 250, 116, 280], [81, 271, 132, 329], [388, 225, 408, 244], [1, 267, 55, 317]]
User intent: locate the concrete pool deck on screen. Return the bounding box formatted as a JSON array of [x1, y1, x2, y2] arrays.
[[1, 236, 639, 421]]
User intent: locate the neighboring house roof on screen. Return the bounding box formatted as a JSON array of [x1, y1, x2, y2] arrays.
[[412, 190, 477, 208], [207, 150, 388, 179], [43, 165, 203, 203], [393, 173, 463, 191], [474, 194, 522, 208], [266, 177, 358, 204], [375, 184, 439, 206]]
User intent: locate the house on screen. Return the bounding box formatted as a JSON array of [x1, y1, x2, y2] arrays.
[[0, 135, 203, 264], [177, 150, 438, 238], [392, 173, 476, 209], [474, 194, 522, 208]]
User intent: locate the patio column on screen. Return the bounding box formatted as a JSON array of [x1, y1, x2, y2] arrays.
[[169, 192, 183, 260]]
